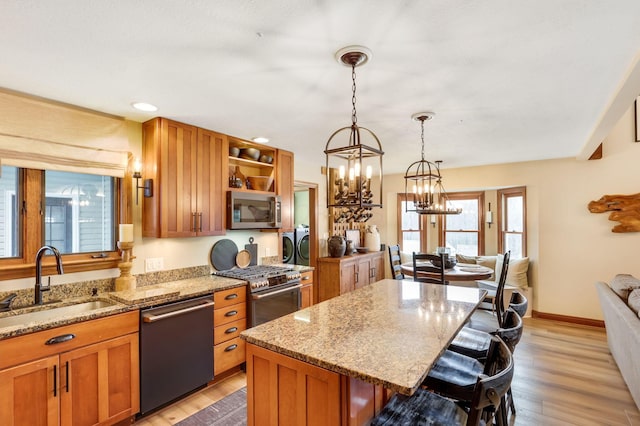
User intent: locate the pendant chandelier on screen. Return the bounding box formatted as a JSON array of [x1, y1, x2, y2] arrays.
[[325, 46, 384, 222], [404, 112, 461, 215]]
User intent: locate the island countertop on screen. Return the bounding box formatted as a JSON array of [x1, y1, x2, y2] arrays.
[[240, 279, 487, 396]]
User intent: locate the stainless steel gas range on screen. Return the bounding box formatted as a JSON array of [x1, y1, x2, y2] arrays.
[[215, 265, 302, 327]]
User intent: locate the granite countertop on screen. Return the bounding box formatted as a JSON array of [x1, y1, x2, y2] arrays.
[[241, 279, 486, 396], [0, 264, 315, 341], [0, 274, 245, 340]]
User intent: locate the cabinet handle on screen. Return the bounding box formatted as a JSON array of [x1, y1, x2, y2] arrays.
[[45, 333, 75, 345], [225, 326, 238, 334], [191, 213, 197, 232], [224, 344, 238, 352], [198, 212, 203, 232], [355, 272, 359, 283], [225, 293, 238, 300], [302, 275, 311, 281], [65, 361, 69, 393], [53, 364, 57, 397], [225, 310, 238, 317]]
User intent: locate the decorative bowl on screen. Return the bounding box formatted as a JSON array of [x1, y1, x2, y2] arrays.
[[229, 146, 240, 157], [239, 147, 260, 161], [432, 256, 457, 269], [356, 247, 369, 254], [259, 154, 273, 164], [246, 176, 273, 191]]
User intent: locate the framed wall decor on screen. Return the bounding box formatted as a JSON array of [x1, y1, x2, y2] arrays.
[[636, 95, 640, 142]]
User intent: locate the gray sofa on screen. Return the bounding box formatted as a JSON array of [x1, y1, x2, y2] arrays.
[[596, 275, 640, 409]]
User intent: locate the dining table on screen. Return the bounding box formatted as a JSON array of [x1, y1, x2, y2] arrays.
[[401, 261, 493, 282]]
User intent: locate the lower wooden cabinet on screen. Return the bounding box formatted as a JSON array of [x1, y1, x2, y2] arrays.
[[213, 286, 247, 376], [300, 270, 314, 309], [0, 311, 139, 426], [246, 343, 387, 425], [318, 251, 385, 302]]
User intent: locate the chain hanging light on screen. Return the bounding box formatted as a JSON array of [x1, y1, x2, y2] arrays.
[[404, 112, 462, 215], [325, 46, 384, 223]]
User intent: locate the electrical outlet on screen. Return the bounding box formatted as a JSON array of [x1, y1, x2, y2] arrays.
[[265, 247, 271, 256], [145, 257, 164, 272]]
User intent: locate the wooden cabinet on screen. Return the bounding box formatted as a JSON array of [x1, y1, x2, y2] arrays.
[[246, 343, 387, 426], [276, 149, 295, 231], [300, 270, 314, 309], [228, 138, 276, 193], [213, 287, 247, 376], [317, 251, 385, 302], [142, 117, 228, 237], [0, 311, 139, 425]]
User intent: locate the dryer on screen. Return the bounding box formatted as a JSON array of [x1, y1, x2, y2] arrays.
[[282, 232, 295, 264], [295, 227, 310, 266]]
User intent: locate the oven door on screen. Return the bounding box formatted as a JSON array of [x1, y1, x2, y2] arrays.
[[250, 283, 302, 327]]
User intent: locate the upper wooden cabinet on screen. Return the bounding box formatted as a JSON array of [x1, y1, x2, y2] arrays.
[[142, 118, 228, 238], [276, 149, 295, 232], [228, 138, 276, 193]]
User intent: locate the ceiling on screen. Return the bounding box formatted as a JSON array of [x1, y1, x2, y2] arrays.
[[2, 1, 640, 174]]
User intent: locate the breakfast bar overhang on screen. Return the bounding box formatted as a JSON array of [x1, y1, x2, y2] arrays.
[[240, 279, 487, 425]]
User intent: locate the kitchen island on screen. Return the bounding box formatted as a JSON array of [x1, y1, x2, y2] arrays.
[[240, 279, 487, 425]]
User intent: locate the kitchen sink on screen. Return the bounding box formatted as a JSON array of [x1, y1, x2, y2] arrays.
[[0, 299, 117, 329]]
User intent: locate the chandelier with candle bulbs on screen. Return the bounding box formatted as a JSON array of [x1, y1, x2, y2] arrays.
[[325, 46, 384, 223], [404, 112, 462, 215]]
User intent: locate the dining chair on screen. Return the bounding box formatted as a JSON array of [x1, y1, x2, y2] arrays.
[[509, 291, 528, 318], [467, 251, 511, 332], [449, 308, 523, 361], [412, 252, 447, 285], [373, 336, 514, 426], [388, 244, 404, 280]]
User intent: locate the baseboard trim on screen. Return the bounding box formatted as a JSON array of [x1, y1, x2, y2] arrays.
[[532, 310, 605, 328]]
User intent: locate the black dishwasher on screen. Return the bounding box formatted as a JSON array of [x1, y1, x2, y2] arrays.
[[139, 295, 215, 415]]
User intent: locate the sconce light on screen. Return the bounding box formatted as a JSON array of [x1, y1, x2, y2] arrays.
[[430, 215, 437, 228], [133, 158, 153, 205], [486, 202, 493, 228]]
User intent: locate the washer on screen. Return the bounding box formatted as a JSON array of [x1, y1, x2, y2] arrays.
[[295, 227, 310, 266], [282, 232, 295, 264]]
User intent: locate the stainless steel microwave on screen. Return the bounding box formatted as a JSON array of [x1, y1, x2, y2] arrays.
[[227, 191, 281, 230]]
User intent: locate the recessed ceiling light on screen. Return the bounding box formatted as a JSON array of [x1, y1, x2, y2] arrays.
[[131, 102, 158, 112], [252, 137, 269, 143]]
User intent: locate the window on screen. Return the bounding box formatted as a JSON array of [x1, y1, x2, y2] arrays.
[[397, 194, 427, 253], [0, 166, 123, 279], [442, 192, 485, 256], [498, 186, 526, 258]]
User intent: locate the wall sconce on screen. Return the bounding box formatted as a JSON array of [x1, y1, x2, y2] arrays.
[[430, 215, 437, 228], [133, 158, 153, 205], [486, 202, 493, 228]]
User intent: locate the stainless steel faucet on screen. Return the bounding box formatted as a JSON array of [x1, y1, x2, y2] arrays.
[[34, 245, 64, 305]]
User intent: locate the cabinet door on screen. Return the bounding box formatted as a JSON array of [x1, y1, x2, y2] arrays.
[[276, 149, 295, 231], [143, 118, 199, 237], [300, 283, 313, 309], [356, 257, 371, 289], [340, 261, 357, 294], [197, 128, 228, 236], [60, 333, 139, 426], [0, 356, 59, 426], [370, 253, 384, 283]]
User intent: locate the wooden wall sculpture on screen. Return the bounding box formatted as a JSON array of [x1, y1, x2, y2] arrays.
[[588, 193, 640, 233]]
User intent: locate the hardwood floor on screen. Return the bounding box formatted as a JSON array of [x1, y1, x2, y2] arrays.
[[135, 318, 640, 425]]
